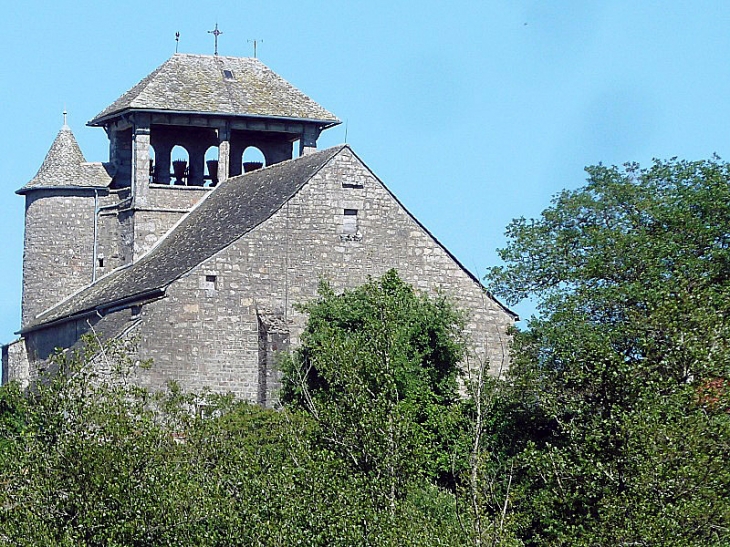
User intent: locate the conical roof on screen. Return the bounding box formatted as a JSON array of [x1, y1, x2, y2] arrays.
[[88, 54, 340, 126], [17, 125, 112, 194]]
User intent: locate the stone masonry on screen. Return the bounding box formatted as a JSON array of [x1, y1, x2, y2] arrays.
[[2, 53, 515, 401], [125, 148, 512, 402]]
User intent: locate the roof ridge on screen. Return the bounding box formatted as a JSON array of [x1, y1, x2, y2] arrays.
[[173, 52, 257, 61]]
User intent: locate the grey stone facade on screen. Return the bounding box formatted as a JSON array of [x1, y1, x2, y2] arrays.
[[21, 189, 97, 325], [3, 54, 515, 401], [126, 148, 512, 402]]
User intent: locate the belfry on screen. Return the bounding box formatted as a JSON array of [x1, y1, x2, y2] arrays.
[[89, 53, 340, 196]]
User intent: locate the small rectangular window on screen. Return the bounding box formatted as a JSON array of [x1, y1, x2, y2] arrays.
[[343, 209, 358, 234], [223, 69, 234, 80], [201, 274, 218, 294]]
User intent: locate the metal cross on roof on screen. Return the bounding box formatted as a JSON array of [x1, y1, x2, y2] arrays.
[[208, 23, 222, 56], [248, 39, 263, 58]]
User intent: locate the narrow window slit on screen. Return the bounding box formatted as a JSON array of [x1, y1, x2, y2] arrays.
[[343, 209, 358, 235]]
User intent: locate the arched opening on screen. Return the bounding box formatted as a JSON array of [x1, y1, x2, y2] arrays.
[[148, 145, 157, 183], [204, 145, 220, 186], [242, 146, 266, 173], [170, 145, 190, 185]]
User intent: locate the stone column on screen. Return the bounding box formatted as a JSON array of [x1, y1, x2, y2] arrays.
[[230, 140, 245, 177], [109, 122, 133, 188], [299, 124, 321, 156], [188, 143, 206, 186], [132, 119, 151, 207], [217, 126, 231, 183]]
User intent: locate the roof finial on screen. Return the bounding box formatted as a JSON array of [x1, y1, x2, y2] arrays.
[[247, 39, 263, 58], [175, 31, 180, 53], [63, 108, 68, 127], [208, 23, 222, 56]]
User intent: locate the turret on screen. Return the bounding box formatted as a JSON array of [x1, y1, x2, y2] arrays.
[[17, 123, 111, 327]]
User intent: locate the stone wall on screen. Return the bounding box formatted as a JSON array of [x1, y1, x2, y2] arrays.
[[94, 186, 211, 276], [21, 189, 97, 326], [2, 339, 29, 387], [132, 186, 212, 259], [146, 185, 210, 210], [123, 147, 513, 401]]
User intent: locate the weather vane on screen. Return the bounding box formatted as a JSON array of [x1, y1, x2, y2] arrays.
[[247, 39, 263, 58], [175, 31, 180, 53], [208, 23, 222, 56]]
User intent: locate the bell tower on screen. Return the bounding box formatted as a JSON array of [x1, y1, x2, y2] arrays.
[[86, 53, 340, 263], [88, 53, 340, 201]]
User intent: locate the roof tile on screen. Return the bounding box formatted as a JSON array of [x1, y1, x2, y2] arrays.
[[18, 126, 112, 193], [89, 54, 339, 125], [23, 146, 346, 331]]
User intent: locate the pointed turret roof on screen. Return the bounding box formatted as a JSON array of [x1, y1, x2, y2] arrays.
[[88, 54, 340, 127], [17, 125, 112, 194]]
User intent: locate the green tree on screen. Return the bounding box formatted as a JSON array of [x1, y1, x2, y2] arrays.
[[0, 326, 469, 546], [281, 270, 468, 506], [487, 158, 730, 545], [0, 337, 217, 546]]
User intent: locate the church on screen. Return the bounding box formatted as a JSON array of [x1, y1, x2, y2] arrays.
[[2, 53, 515, 404]]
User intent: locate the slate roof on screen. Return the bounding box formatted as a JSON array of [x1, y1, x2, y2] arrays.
[[18, 125, 112, 194], [89, 54, 340, 126], [22, 146, 346, 332]]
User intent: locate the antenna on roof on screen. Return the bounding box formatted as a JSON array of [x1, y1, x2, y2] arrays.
[[247, 39, 263, 58], [208, 23, 223, 56], [175, 31, 180, 53], [344, 119, 348, 143]]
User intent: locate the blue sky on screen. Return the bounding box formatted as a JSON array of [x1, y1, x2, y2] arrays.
[[2, 1, 730, 343]]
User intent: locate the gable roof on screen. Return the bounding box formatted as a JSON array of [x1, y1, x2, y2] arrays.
[[88, 54, 340, 127], [18, 125, 112, 194], [22, 146, 346, 333]]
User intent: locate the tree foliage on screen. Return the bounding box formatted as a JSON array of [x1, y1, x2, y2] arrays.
[[9, 152, 730, 546], [487, 157, 730, 545], [281, 269, 468, 497], [0, 273, 482, 546]]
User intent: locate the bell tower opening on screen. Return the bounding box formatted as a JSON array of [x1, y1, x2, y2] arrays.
[[242, 145, 266, 173], [170, 145, 190, 185], [204, 145, 220, 186]]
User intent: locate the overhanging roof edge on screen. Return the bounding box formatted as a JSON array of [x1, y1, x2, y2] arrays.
[[18, 288, 167, 335], [88, 108, 341, 129]]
